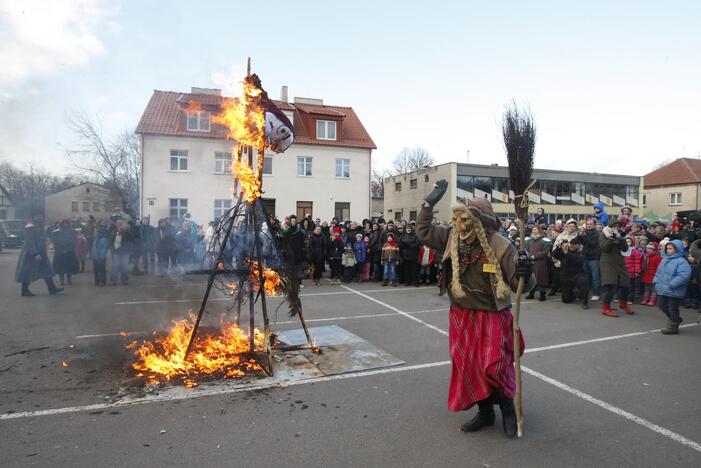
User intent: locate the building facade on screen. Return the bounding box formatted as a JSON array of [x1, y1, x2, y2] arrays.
[[44, 183, 120, 223], [136, 88, 375, 225], [642, 158, 701, 220], [384, 163, 643, 224], [0, 184, 16, 220]]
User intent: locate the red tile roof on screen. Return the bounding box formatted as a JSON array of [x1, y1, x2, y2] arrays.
[[643, 158, 701, 187], [136, 90, 376, 150]]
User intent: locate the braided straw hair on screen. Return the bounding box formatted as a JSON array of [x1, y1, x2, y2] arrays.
[[448, 204, 510, 301]]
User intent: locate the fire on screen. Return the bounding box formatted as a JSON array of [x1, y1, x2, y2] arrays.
[[233, 158, 262, 203], [127, 312, 264, 387], [61, 361, 69, 368], [249, 260, 282, 296], [213, 78, 266, 150]]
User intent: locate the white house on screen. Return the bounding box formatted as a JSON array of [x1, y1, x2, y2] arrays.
[[44, 183, 120, 223], [136, 87, 375, 225]]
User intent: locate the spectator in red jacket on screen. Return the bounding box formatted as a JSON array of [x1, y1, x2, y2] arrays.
[[624, 236, 643, 303], [641, 241, 662, 306]]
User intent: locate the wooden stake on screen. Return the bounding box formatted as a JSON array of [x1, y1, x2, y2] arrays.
[[513, 221, 526, 438]]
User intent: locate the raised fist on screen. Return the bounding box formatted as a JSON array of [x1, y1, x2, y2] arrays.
[[425, 179, 448, 207]]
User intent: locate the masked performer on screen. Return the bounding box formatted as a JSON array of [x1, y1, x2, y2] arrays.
[[416, 180, 533, 438]]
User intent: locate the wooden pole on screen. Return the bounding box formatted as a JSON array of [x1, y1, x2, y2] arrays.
[[513, 221, 525, 438]]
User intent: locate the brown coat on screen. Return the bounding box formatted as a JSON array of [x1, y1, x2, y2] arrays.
[[416, 205, 532, 312], [525, 237, 552, 287]]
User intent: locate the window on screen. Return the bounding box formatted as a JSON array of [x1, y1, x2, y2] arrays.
[[169, 198, 188, 218], [410, 179, 418, 189], [395, 182, 402, 192], [642, 194, 647, 206], [297, 157, 312, 176], [335, 202, 350, 221], [296, 201, 313, 219], [424, 174, 430, 183], [104, 200, 115, 212], [71, 201, 79, 212], [261, 198, 276, 216], [170, 150, 189, 171], [213, 199, 232, 221], [316, 120, 337, 140], [335, 159, 350, 178], [214, 152, 232, 174], [93, 202, 101, 212], [262, 156, 273, 175], [409, 210, 417, 221], [394, 211, 402, 221], [187, 111, 211, 132], [82, 201, 90, 211], [670, 192, 682, 205]]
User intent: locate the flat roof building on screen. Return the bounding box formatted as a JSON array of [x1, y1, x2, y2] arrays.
[[383, 162, 643, 224]]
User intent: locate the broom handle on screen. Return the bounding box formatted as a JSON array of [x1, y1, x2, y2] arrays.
[[513, 220, 526, 438]]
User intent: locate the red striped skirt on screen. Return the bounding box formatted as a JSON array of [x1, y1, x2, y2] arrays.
[[448, 304, 524, 412]]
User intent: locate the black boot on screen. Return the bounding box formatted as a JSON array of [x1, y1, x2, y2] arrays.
[[539, 290, 546, 301], [460, 400, 495, 432], [526, 289, 535, 300], [46, 278, 63, 295], [21, 284, 35, 297], [498, 398, 517, 437]]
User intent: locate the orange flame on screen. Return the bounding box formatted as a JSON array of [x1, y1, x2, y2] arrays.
[[233, 158, 262, 203], [249, 260, 282, 296], [213, 79, 266, 149], [126, 312, 264, 387], [61, 361, 69, 368]]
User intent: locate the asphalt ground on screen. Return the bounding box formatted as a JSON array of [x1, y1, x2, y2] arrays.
[[1, 249, 700, 467]]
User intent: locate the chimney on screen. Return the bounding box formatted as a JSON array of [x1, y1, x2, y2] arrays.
[[190, 87, 221, 96], [280, 86, 288, 103]]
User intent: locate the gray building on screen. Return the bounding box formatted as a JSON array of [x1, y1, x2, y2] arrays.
[[0, 184, 16, 220], [384, 162, 643, 224], [44, 183, 120, 223]]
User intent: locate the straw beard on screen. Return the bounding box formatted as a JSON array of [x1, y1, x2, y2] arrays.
[[446, 204, 510, 300]]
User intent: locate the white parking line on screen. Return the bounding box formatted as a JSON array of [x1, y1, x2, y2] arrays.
[[342, 285, 701, 453], [0, 360, 451, 421]]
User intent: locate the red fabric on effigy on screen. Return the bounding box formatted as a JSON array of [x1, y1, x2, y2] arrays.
[[447, 305, 525, 412]]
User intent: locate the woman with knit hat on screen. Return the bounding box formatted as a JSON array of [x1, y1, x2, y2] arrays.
[[416, 180, 534, 438], [599, 219, 635, 317]]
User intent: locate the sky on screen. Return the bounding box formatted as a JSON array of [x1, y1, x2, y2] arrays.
[[0, 0, 700, 177]]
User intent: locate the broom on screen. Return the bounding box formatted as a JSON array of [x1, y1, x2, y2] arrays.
[[502, 101, 536, 438]]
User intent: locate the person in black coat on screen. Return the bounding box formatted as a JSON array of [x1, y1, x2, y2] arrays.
[[398, 224, 420, 286], [326, 231, 345, 285], [52, 219, 79, 285], [307, 226, 327, 286], [15, 221, 62, 296], [368, 223, 384, 281], [551, 237, 590, 309], [156, 218, 177, 276]]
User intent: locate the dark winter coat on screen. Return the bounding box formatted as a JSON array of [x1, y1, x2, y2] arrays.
[[525, 236, 552, 287], [368, 229, 383, 253], [307, 233, 327, 263], [156, 224, 176, 255], [398, 231, 420, 261], [581, 228, 601, 261], [52, 228, 79, 275], [326, 238, 345, 260], [283, 226, 307, 263], [353, 240, 367, 263], [599, 230, 630, 287], [15, 225, 54, 283], [551, 246, 586, 286]]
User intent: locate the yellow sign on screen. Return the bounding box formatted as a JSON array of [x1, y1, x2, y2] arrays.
[[483, 263, 497, 273]]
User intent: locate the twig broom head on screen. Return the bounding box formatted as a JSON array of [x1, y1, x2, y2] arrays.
[[502, 101, 536, 221]]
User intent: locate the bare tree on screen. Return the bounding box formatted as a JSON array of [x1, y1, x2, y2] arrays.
[[371, 166, 391, 198], [391, 147, 434, 175], [0, 161, 82, 218], [65, 113, 141, 216]]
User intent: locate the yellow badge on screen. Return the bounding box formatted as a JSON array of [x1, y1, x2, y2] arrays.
[[482, 263, 497, 273]]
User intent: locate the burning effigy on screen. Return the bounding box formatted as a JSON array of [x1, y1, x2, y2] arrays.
[[126, 60, 315, 388]]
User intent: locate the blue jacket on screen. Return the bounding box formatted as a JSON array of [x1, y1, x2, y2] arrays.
[[353, 240, 367, 263], [592, 202, 609, 225], [91, 236, 110, 260], [653, 240, 692, 298]]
